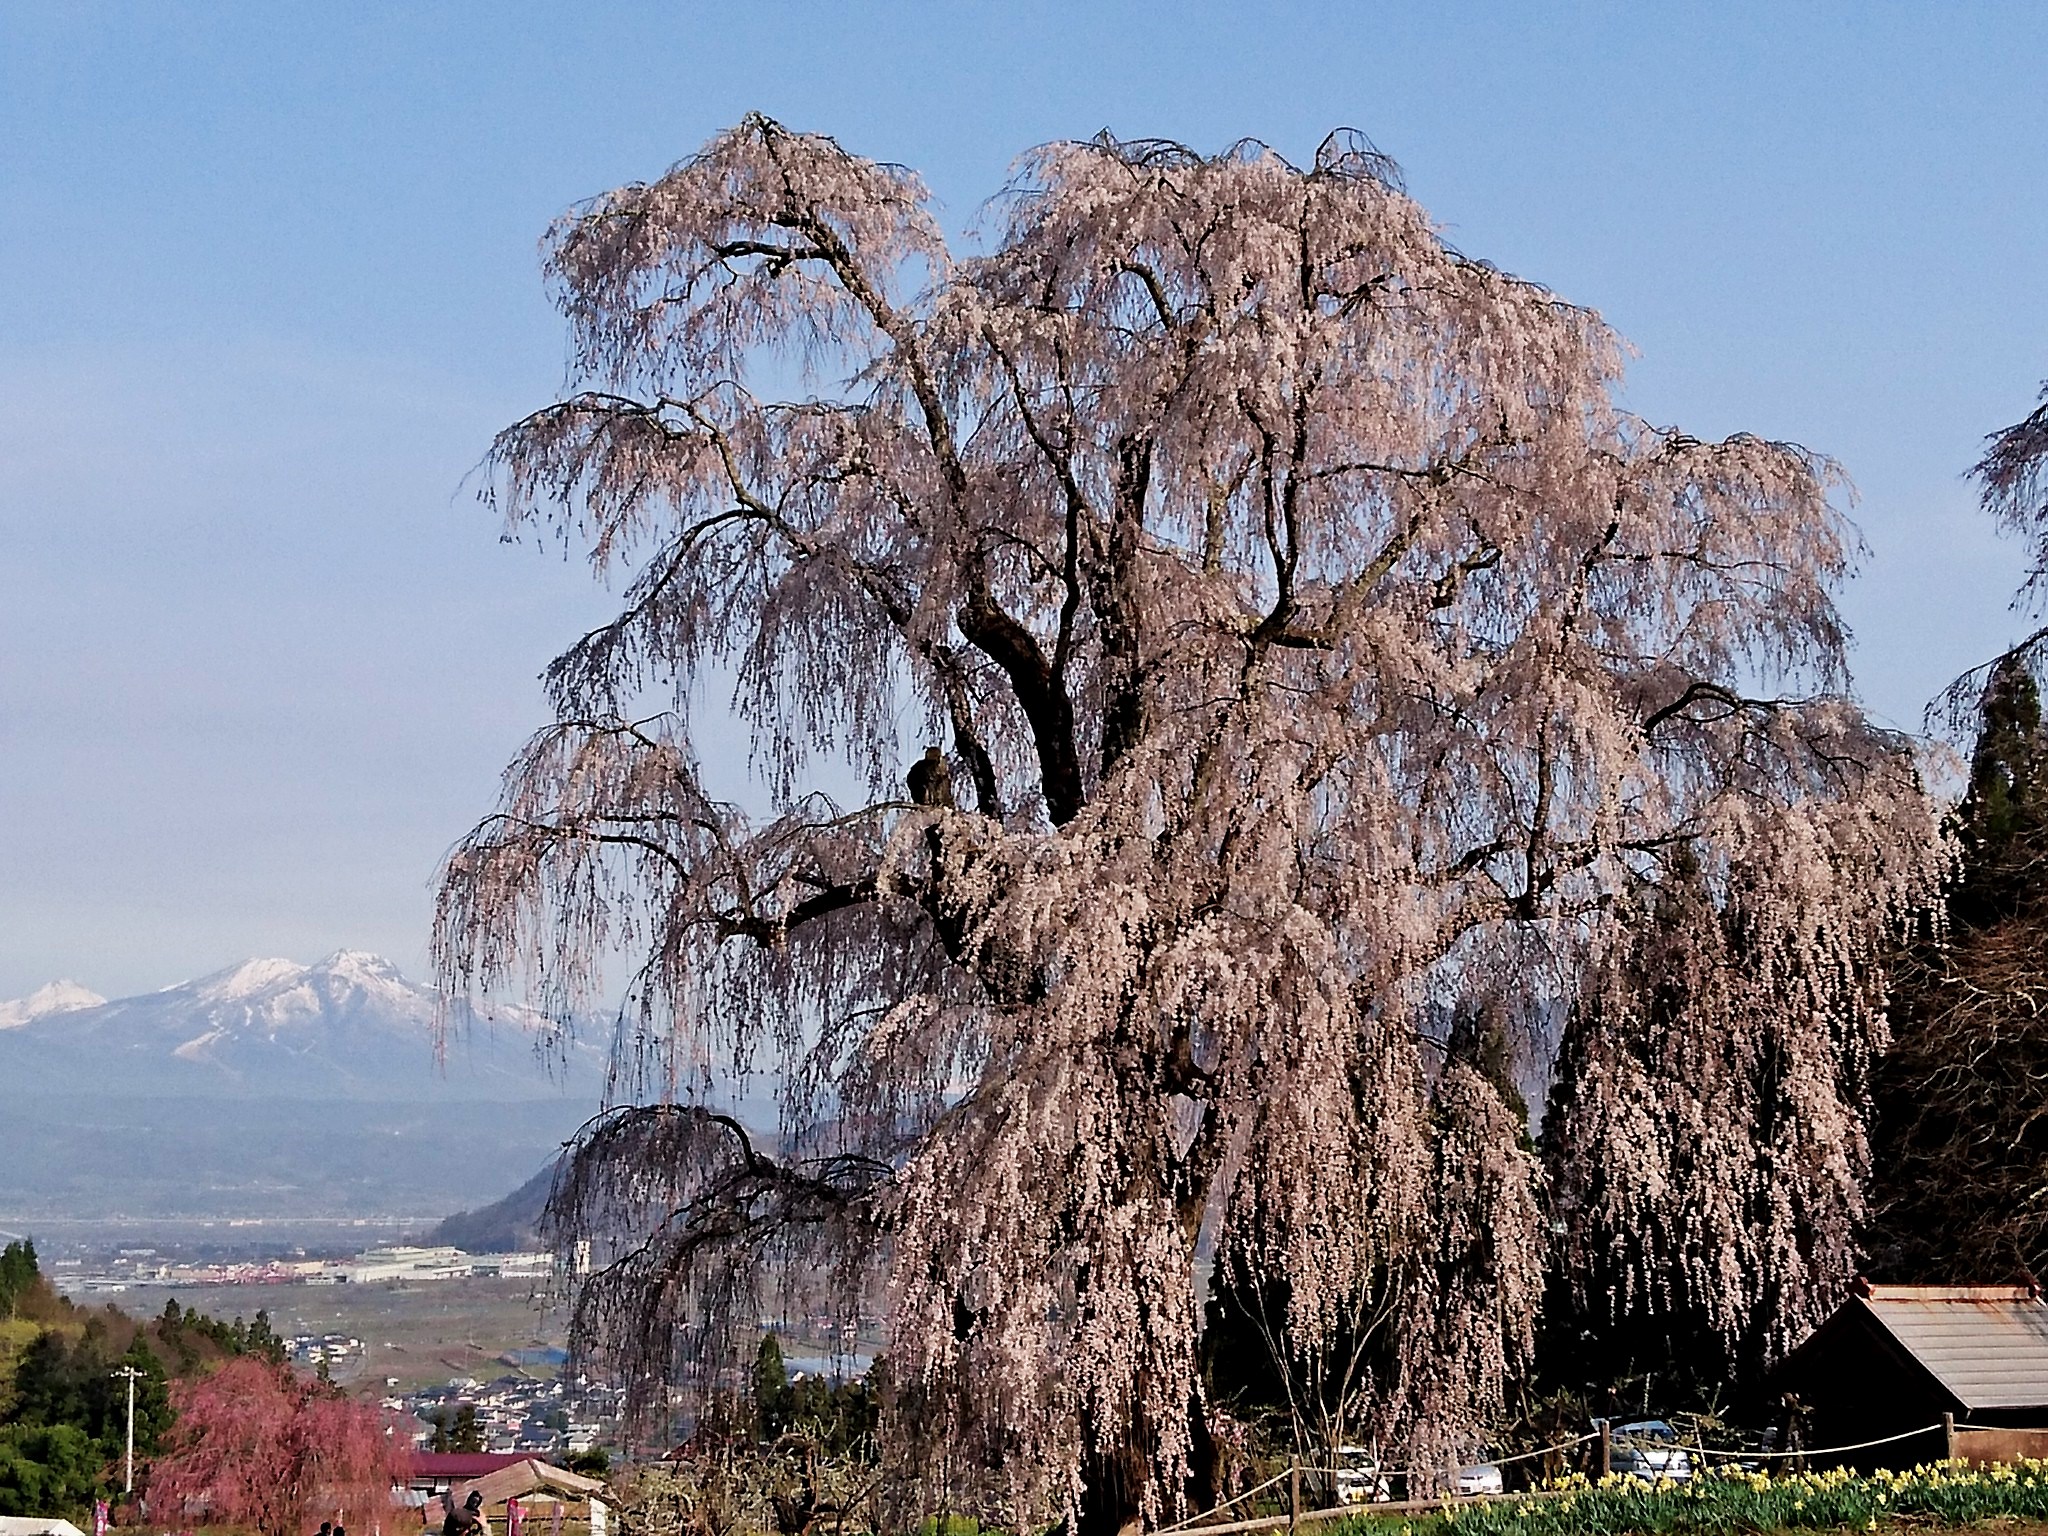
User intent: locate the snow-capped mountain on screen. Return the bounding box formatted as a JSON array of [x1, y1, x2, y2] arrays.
[[0, 953, 617, 1218], [0, 979, 105, 1029], [0, 951, 606, 1102]]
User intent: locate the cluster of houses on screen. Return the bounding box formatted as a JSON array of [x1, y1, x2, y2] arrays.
[[288, 1331, 366, 1370], [395, 1373, 622, 1459]]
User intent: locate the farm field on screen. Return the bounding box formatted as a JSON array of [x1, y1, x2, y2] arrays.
[[148, 1276, 566, 1391]]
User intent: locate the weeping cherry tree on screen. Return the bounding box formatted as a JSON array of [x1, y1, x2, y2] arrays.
[[435, 118, 1943, 1529]]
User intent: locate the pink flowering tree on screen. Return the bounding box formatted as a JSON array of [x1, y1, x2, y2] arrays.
[[435, 118, 1943, 1529], [148, 1357, 406, 1536]]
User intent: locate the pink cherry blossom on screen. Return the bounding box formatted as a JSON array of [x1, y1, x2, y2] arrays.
[[436, 118, 1944, 1529]]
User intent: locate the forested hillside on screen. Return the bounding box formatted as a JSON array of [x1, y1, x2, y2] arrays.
[[0, 1238, 284, 1517]]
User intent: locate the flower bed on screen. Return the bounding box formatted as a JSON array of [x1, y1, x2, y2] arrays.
[[1336, 1462, 2048, 1536]]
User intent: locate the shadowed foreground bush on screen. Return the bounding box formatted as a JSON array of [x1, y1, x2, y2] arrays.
[[1337, 1462, 2048, 1536]]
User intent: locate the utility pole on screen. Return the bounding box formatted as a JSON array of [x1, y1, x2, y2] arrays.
[[112, 1365, 144, 1494]]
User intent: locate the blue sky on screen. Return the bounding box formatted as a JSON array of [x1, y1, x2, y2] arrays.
[[3, 2, 2045, 999]]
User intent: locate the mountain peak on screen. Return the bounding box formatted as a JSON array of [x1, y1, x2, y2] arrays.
[[194, 956, 310, 1002], [316, 949, 406, 983], [0, 979, 107, 1030], [0, 951, 602, 1103]]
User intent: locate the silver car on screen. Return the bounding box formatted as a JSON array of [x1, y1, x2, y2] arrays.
[[1454, 1461, 1504, 1497], [1333, 1445, 1393, 1504], [1605, 1419, 1694, 1483]]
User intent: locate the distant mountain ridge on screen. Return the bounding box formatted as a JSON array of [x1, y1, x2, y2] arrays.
[[0, 951, 607, 1102], [0, 954, 608, 1218]]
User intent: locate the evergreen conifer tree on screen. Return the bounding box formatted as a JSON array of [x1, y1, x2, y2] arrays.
[[752, 1332, 789, 1441]]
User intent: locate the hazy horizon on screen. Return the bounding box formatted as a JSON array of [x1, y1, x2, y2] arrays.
[[5, 2, 2046, 998]]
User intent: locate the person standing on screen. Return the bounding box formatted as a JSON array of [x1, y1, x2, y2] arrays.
[[443, 1489, 489, 1536]]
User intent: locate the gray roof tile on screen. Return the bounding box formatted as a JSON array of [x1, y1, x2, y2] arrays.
[[1862, 1286, 2048, 1411]]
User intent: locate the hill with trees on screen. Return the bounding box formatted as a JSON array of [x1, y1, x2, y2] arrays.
[[428, 1157, 557, 1254], [0, 1237, 291, 1519]]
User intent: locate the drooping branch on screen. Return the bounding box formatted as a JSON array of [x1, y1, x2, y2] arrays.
[[548, 1104, 893, 1425]]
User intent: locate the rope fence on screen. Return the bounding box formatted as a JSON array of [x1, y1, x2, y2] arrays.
[[1155, 1468, 1297, 1535], [1475, 1432, 1604, 1469], [1689, 1424, 1948, 1461], [1154, 1420, 1963, 1536]]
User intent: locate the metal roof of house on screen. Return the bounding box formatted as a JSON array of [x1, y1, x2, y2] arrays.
[[457, 1459, 608, 1508], [1858, 1284, 2048, 1411]]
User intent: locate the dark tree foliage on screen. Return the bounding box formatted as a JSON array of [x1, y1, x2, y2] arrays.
[[6, 1333, 85, 1430], [1, 1317, 170, 1517], [152, 1299, 287, 1373], [1953, 657, 2048, 929], [1868, 664, 2048, 1283], [110, 1337, 172, 1453], [0, 1423, 101, 1519], [425, 1404, 486, 1454], [749, 1329, 880, 1459], [785, 1371, 880, 1458], [8, 1329, 170, 1454], [753, 1333, 790, 1442], [0, 1242, 36, 1319]]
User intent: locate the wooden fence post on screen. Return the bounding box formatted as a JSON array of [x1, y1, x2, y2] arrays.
[[1598, 1420, 1611, 1480], [1945, 1412, 1957, 1462], [1289, 1456, 1300, 1536]]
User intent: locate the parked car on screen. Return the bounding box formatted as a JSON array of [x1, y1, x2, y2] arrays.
[[1333, 1446, 1393, 1504], [1604, 1419, 1694, 1483], [1454, 1461, 1504, 1497]]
